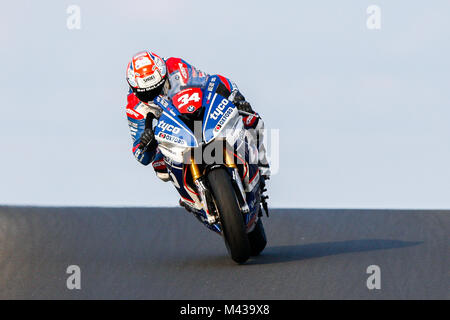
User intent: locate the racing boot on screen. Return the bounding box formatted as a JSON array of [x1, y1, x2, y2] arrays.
[[151, 151, 171, 182]]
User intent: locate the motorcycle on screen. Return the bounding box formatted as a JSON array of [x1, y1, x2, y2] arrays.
[[143, 75, 269, 264]]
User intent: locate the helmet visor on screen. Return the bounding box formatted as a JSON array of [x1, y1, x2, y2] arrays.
[[133, 78, 165, 103], [135, 88, 161, 103]]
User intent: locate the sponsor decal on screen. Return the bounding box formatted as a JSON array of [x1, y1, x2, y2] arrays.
[[128, 121, 138, 128], [143, 74, 155, 83], [178, 63, 188, 81], [167, 107, 177, 117], [137, 73, 160, 88], [134, 56, 152, 70], [172, 88, 202, 113], [126, 107, 142, 119], [127, 65, 137, 87], [135, 103, 151, 116], [134, 52, 148, 58], [210, 98, 230, 120], [214, 107, 234, 132], [158, 132, 185, 145], [157, 120, 181, 134], [156, 96, 169, 108], [152, 159, 166, 170], [176, 91, 201, 109], [154, 56, 167, 76]]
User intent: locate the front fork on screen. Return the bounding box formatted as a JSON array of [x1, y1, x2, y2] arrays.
[[224, 150, 250, 214], [188, 147, 250, 225]]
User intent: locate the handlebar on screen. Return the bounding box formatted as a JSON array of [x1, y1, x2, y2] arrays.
[[238, 110, 260, 118]]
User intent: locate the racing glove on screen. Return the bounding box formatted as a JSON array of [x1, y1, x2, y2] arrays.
[[139, 128, 155, 150], [235, 100, 254, 113], [139, 113, 157, 150], [233, 91, 254, 113]]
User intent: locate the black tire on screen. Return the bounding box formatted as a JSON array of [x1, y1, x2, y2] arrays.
[[248, 218, 267, 256], [207, 168, 251, 264]]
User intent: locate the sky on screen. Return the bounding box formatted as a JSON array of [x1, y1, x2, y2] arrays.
[[1, 0, 449, 208]]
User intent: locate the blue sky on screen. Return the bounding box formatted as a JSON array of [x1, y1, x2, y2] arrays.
[[1, 1, 449, 208]]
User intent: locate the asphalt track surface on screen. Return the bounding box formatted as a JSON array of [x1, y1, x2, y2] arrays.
[[0, 206, 448, 299]]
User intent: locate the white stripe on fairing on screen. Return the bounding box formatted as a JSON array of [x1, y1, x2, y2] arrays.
[[204, 93, 218, 122], [203, 93, 218, 141]]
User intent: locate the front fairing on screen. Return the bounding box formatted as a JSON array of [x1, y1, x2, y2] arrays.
[[153, 96, 198, 162], [201, 76, 241, 145], [153, 81, 242, 161], [202, 94, 239, 144]]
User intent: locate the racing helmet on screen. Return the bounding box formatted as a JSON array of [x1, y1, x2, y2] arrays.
[[126, 51, 167, 103]]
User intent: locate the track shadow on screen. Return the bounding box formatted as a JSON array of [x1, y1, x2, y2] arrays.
[[247, 239, 423, 265]]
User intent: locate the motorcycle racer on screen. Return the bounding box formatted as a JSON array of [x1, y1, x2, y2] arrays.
[[125, 51, 270, 181]]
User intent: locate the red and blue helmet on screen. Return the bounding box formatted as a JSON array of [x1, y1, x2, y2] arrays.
[[126, 51, 167, 103]]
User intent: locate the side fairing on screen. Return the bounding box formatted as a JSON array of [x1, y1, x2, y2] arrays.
[[202, 79, 238, 144], [154, 112, 198, 148], [153, 96, 198, 163]]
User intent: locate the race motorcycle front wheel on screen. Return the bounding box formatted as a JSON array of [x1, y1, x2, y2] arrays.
[[248, 218, 267, 256], [207, 167, 251, 264]]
